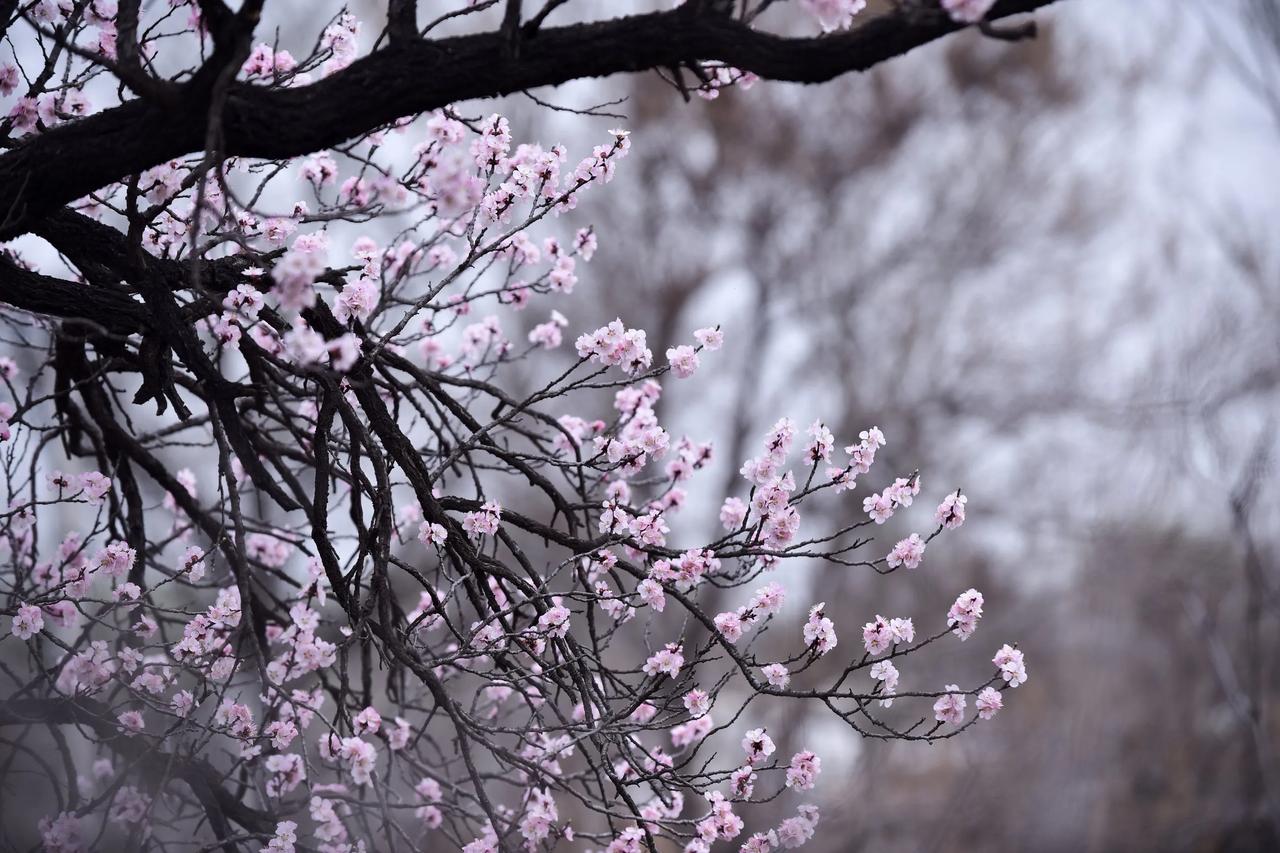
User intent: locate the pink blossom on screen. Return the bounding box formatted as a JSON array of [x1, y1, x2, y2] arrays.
[[38, 812, 83, 853], [262, 217, 297, 245], [266, 820, 298, 852], [933, 684, 967, 726], [761, 504, 800, 548], [117, 709, 145, 736], [333, 277, 378, 324], [11, 602, 44, 640], [763, 417, 796, 463], [947, 588, 984, 641], [351, 236, 380, 261], [885, 533, 926, 569], [785, 750, 821, 790], [172, 690, 194, 717], [836, 426, 885, 487], [575, 318, 653, 375], [730, 766, 757, 799], [714, 610, 745, 643], [46, 601, 78, 631], [627, 510, 669, 547], [574, 227, 598, 260], [168, 547, 206, 586], [265, 719, 299, 750], [519, 789, 559, 843], [748, 582, 786, 617], [800, 0, 867, 32], [993, 643, 1028, 687], [537, 604, 572, 639], [862, 615, 894, 655], [418, 521, 448, 547], [327, 333, 362, 372], [472, 113, 512, 169], [666, 344, 699, 378], [739, 455, 777, 486], [866, 475, 921, 527], [694, 326, 723, 350], [870, 659, 900, 707], [775, 805, 820, 848], [416, 777, 443, 802], [7, 98, 38, 134], [245, 533, 291, 569], [271, 244, 325, 311], [211, 314, 241, 345], [92, 540, 136, 579], [637, 578, 666, 611], [0, 63, 19, 97], [301, 152, 338, 186], [549, 256, 578, 292], [803, 420, 834, 464], [388, 716, 412, 751], [936, 491, 967, 529], [803, 603, 837, 655], [683, 688, 711, 718], [863, 491, 894, 524], [339, 736, 378, 785], [80, 471, 112, 504], [742, 727, 775, 765], [113, 582, 141, 602], [47, 469, 75, 492], [719, 496, 748, 530], [241, 43, 277, 77], [631, 702, 658, 724], [214, 700, 257, 739], [529, 318, 564, 349], [108, 785, 150, 825], [265, 755, 305, 799], [462, 501, 501, 539], [643, 643, 684, 678], [353, 706, 382, 735], [976, 686, 1003, 720], [762, 663, 790, 689]]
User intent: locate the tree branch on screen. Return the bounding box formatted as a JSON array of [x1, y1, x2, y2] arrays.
[[0, 255, 148, 334], [0, 0, 1061, 240], [388, 0, 418, 43]]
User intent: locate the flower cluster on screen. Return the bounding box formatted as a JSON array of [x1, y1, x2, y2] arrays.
[[947, 588, 985, 640]]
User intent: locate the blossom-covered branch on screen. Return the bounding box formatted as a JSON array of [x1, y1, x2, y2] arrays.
[[0, 2, 1040, 852], [0, 0, 1060, 239]]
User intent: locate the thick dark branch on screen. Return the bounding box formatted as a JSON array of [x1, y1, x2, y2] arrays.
[[115, 0, 170, 98], [195, 0, 242, 51], [503, 0, 523, 49], [525, 0, 570, 34], [33, 208, 252, 297], [388, 0, 418, 43], [0, 0, 1060, 240], [0, 0, 18, 41], [0, 255, 148, 333]]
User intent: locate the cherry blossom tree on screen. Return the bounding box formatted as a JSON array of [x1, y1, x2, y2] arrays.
[[0, 2, 1055, 851]]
